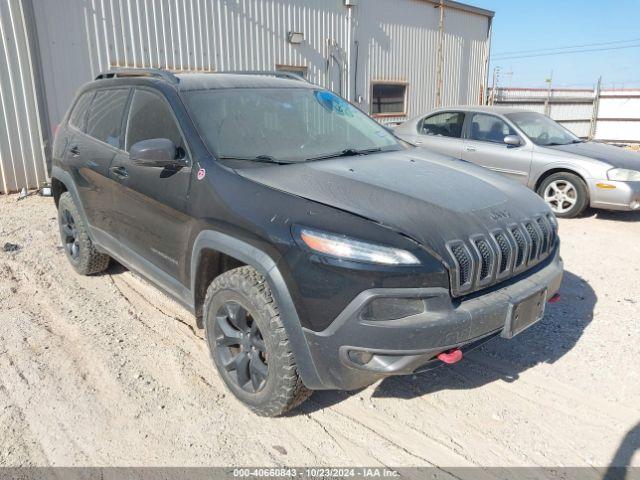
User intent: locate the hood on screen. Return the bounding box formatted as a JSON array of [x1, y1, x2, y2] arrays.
[[237, 149, 551, 261], [545, 142, 640, 170]]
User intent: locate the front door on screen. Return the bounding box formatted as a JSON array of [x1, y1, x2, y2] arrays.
[[462, 112, 532, 185], [412, 111, 465, 159], [108, 88, 192, 291]]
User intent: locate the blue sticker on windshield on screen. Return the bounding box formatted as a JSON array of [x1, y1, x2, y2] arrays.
[[314, 90, 354, 116]]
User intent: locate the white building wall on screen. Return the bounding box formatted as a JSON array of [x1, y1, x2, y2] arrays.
[[1, 0, 492, 193], [0, 0, 47, 194]]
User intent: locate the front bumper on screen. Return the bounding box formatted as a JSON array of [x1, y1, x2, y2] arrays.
[[588, 179, 640, 211], [303, 250, 563, 390]]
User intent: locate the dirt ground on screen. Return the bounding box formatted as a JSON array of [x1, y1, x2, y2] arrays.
[[0, 194, 639, 468]]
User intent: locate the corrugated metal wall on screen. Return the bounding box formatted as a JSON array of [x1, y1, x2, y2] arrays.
[[0, 0, 491, 194], [494, 87, 640, 142], [32, 0, 351, 134], [356, 1, 490, 124], [0, 0, 47, 194]]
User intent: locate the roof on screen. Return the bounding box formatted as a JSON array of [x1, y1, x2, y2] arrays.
[[450, 105, 526, 115], [94, 69, 317, 91], [175, 73, 316, 91], [430, 0, 495, 18]]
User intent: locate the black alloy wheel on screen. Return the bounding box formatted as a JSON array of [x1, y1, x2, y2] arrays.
[[214, 300, 269, 393]]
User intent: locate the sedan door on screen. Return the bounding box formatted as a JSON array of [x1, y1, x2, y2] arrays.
[[461, 112, 532, 185], [409, 111, 465, 158]]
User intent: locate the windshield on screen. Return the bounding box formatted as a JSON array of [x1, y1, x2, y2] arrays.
[[184, 88, 403, 163], [506, 111, 580, 146]]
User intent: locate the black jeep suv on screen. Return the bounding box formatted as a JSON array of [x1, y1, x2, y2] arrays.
[[52, 69, 563, 416]]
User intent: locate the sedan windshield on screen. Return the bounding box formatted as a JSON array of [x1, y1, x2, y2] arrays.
[[184, 88, 403, 163], [506, 111, 581, 146]]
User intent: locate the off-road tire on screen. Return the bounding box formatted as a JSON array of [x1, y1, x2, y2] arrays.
[[537, 172, 589, 219], [57, 192, 110, 275], [203, 266, 312, 416]]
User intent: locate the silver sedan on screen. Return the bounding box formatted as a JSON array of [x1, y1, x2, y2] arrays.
[[394, 107, 640, 218]]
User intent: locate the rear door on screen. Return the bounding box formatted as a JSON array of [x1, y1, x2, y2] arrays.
[[411, 111, 465, 158], [67, 88, 130, 235], [109, 87, 192, 287], [462, 112, 532, 185]]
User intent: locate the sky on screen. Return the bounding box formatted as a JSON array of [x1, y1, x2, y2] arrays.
[[468, 0, 640, 89]]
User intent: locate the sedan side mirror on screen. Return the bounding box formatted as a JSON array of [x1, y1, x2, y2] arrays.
[[504, 135, 522, 147], [130, 138, 183, 167]]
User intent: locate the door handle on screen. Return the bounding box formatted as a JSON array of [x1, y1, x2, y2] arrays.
[[69, 145, 80, 157], [110, 166, 128, 178], [414, 140, 424, 145], [465, 146, 476, 152]]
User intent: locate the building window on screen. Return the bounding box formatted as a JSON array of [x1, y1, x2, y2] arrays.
[[276, 64, 308, 79], [371, 82, 407, 116]]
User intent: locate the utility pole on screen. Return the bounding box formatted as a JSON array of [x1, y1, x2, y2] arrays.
[[489, 66, 500, 105], [544, 70, 553, 116], [589, 76, 602, 140], [434, 0, 445, 107]]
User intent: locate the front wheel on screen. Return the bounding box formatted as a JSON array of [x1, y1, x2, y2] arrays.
[[537, 172, 589, 218], [203, 266, 312, 416]]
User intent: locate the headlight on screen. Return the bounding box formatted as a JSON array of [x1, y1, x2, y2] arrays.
[[607, 168, 640, 181], [298, 228, 420, 265]]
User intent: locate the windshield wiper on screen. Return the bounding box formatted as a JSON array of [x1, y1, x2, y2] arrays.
[[305, 147, 383, 162], [218, 155, 293, 165]]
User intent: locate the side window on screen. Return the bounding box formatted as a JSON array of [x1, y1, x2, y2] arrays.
[[68, 91, 94, 131], [85, 89, 130, 148], [420, 112, 465, 138], [125, 89, 185, 155], [468, 113, 517, 144]]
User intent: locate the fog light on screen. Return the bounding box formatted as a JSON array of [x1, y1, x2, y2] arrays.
[[631, 200, 640, 210], [361, 298, 425, 321], [348, 350, 374, 365]]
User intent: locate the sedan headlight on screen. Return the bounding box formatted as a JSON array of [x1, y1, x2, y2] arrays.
[[298, 228, 420, 265], [607, 168, 640, 182]]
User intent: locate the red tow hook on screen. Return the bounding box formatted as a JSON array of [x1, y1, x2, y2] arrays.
[[548, 293, 561, 304], [437, 348, 463, 365]]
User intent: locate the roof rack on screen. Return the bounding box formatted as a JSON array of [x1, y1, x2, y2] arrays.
[[218, 70, 309, 82], [95, 68, 179, 84]]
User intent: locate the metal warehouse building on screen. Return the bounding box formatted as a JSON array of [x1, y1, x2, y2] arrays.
[[0, 0, 493, 194]]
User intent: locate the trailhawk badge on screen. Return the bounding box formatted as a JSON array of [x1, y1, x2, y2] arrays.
[[197, 168, 206, 180]]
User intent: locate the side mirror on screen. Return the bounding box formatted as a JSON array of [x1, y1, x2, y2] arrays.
[[504, 135, 522, 147], [130, 138, 183, 167]]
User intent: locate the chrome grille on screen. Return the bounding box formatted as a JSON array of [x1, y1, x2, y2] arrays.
[[447, 215, 558, 297]]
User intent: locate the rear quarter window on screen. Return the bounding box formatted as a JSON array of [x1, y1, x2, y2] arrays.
[[68, 91, 94, 131], [85, 89, 130, 148]]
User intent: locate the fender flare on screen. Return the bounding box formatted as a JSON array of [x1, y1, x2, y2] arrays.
[[190, 230, 325, 389], [50, 166, 92, 228]]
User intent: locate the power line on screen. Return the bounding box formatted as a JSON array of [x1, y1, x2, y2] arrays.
[[492, 37, 640, 57], [491, 43, 640, 61]]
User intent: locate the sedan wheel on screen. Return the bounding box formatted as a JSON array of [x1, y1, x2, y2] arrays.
[[537, 172, 589, 218], [543, 180, 578, 214]]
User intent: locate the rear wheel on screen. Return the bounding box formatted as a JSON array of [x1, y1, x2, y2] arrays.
[[537, 172, 589, 218], [57, 192, 110, 274], [203, 266, 312, 416]]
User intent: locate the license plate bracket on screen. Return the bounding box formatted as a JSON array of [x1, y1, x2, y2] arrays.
[[502, 288, 547, 339]]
